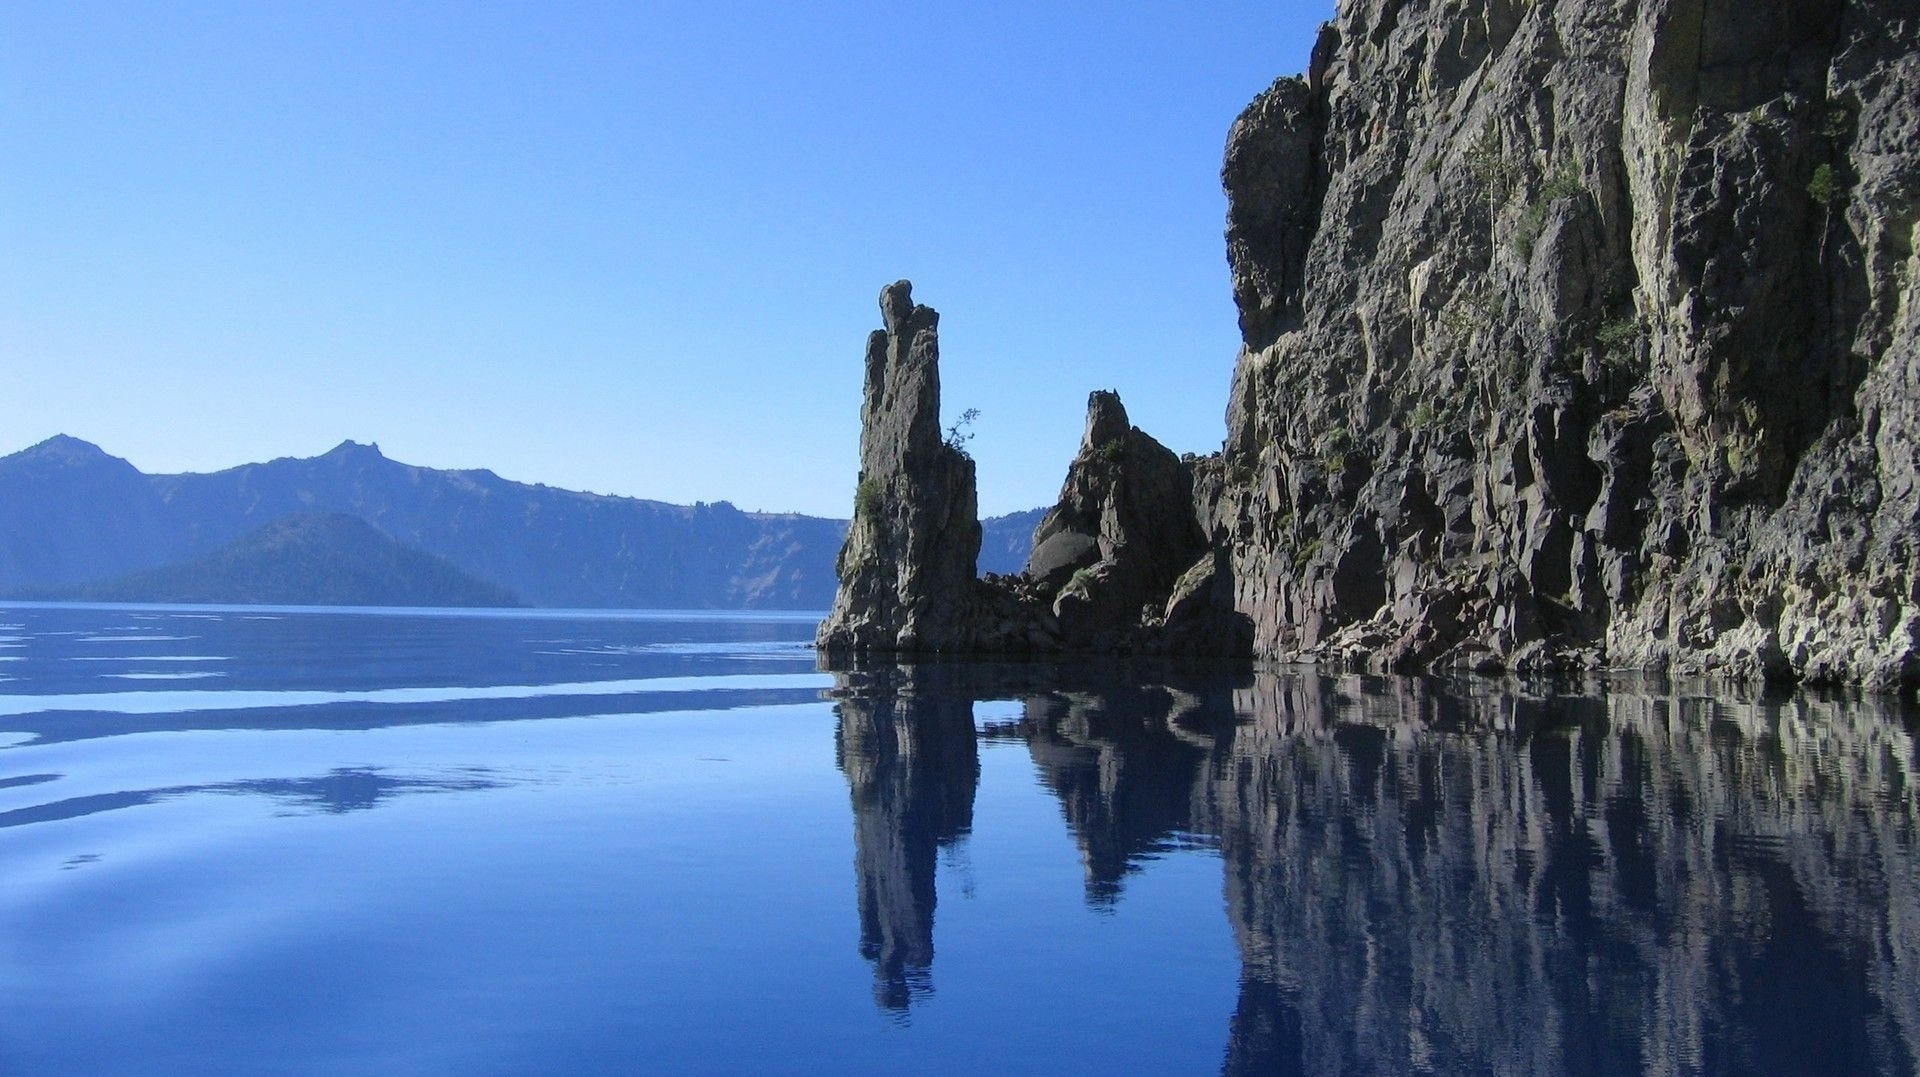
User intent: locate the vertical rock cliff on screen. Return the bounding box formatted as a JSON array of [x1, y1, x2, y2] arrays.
[[1218, 0, 1919, 686]]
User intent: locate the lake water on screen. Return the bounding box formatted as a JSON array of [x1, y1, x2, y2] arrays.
[[2, 603, 1917, 1075]]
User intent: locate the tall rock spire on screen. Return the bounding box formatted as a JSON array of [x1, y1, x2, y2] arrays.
[[817, 281, 983, 654]]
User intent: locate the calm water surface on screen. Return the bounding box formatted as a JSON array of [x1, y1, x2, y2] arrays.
[[1, 603, 1916, 1075]]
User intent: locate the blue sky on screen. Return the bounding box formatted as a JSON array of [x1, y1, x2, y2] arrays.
[[1, 2, 1328, 517]]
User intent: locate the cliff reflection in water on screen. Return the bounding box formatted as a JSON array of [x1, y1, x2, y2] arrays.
[[828, 662, 1920, 1074]]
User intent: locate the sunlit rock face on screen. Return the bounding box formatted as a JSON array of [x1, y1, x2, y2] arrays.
[[1216, 0, 1920, 687], [819, 0, 1917, 685]]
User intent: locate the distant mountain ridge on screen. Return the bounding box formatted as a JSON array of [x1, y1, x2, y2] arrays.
[[0, 436, 1041, 609], [28, 513, 522, 608]]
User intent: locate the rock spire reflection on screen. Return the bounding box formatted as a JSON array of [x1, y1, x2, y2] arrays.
[[831, 664, 979, 1013], [829, 661, 1920, 1074]]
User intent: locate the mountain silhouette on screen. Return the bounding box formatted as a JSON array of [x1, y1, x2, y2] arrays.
[[24, 512, 522, 607], [0, 436, 1039, 608]]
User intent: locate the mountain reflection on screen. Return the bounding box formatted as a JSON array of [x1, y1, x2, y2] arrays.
[[828, 662, 1920, 1075], [0, 766, 503, 828]]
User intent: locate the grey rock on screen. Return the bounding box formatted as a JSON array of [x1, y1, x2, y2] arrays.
[[818, 0, 1917, 689], [821, 307, 1248, 657], [1214, 0, 1919, 689], [817, 282, 984, 654]]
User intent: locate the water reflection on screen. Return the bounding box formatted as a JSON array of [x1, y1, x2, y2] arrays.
[[831, 665, 979, 1013], [0, 766, 504, 828], [828, 662, 1920, 1075], [988, 683, 1235, 907]]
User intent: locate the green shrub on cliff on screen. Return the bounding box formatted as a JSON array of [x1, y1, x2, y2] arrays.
[[855, 478, 884, 521]]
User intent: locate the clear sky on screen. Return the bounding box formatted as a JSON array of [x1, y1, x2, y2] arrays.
[[1, 2, 1328, 518]]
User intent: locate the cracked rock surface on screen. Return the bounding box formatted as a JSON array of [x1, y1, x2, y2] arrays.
[[1217, 0, 1919, 688]]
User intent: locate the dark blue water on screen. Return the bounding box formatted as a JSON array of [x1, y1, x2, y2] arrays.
[[1, 603, 1916, 1075]]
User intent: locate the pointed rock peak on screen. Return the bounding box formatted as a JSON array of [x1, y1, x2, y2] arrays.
[[819, 280, 982, 656], [26, 434, 110, 458], [323, 439, 385, 461], [879, 279, 936, 338], [3, 434, 130, 471], [1080, 391, 1130, 455]]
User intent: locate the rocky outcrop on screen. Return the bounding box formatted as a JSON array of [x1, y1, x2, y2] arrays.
[[817, 282, 985, 653], [817, 287, 1249, 658], [1216, 0, 1920, 688], [820, 2, 1917, 687], [1024, 391, 1235, 652]]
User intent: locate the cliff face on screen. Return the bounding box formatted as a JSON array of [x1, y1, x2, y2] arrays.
[[1218, 0, 1920, 687]]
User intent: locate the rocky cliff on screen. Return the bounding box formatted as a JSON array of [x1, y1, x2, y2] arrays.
[[820, 0, 1918, 687], [817, 282, 987, 652], [1217, 0, 1919, 687]]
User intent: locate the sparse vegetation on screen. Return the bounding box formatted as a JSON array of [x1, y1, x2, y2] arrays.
[[1440, 302, 1478, 338], [1513, 170, 1588, 259], [944, 407, 981, 456], [1464, 120, 1516, 198], [1807, 163, 1842, 205], [1409, 401, 1438, 429], [1318, 422, 1358, 473], [1808, 164, 1844, 262], [1097, 438, 1127, 464], [1724, 438, 1750, 476], [1293, 537, 1322, 575], [1597, 317, 1640, 352], [855, 478, 884, 521]]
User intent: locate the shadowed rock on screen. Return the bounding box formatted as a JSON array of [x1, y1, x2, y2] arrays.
[[1026, 391, 1220, 652]]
